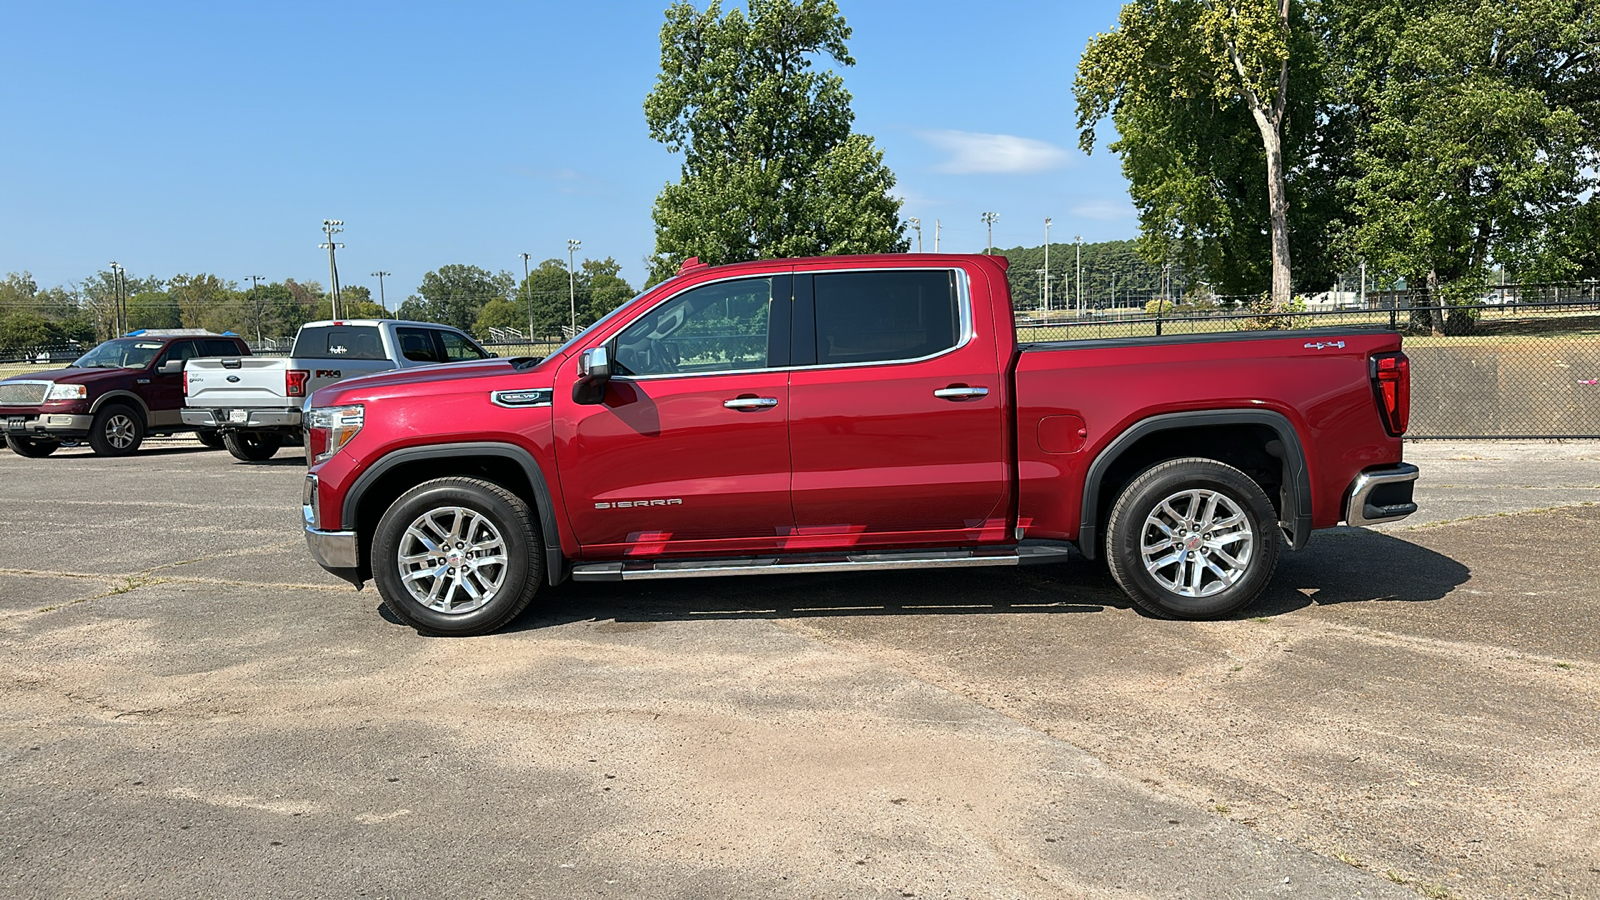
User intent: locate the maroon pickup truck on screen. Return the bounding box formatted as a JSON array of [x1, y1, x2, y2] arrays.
[[301, 253, 1418, 635]]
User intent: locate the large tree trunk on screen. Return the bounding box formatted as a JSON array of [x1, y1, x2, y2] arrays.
[[1257, 119, 1294, 305], [1427, 267, 1445, 337]]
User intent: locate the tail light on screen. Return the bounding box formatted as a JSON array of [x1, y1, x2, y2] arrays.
[[286, 369, 310, 398], [1371, 352, 1410, 435], [183, 369, 190, 396]]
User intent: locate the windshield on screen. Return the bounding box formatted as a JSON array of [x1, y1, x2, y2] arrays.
[[71, 338, 165, 369], [547, 293, 647, 359]]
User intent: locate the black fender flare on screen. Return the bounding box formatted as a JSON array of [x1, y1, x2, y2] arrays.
[[1077, 409, 1313, 559], [341, 441, 566, 585]]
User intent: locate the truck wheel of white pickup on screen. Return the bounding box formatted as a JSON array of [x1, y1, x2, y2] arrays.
[[1104, 458, 1281, 620], [371, 476, 544, 636]]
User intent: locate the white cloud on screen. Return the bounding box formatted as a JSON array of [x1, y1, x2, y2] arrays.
[[920, 130, 1073, 174]]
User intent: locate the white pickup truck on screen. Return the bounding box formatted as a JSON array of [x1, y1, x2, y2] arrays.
[[182, 319, 495, 460]]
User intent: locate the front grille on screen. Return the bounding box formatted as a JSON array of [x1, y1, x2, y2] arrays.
[[0, 382, 50, 406]]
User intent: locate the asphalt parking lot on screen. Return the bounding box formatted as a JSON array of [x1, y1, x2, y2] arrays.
[[1, 439, 1595, 899]]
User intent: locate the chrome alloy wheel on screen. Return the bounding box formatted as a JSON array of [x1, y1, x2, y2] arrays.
[[1140, 488, 1255, 598], [104, 413, 137, 449], [395, 506, 509, 615]]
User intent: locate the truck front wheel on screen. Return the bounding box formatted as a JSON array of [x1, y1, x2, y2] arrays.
[[6, 436, 60, 457], [88, 404, 144, 457], [1105, 458, 1280, 620], [371, 477, 543, 636]]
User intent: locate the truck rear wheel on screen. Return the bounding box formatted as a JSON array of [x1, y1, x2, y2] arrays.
[[371, 477, 543, 636], [195, 429, 225, 449], [88, 404, 144, 457], [222, 430, 282, 461], [1105, 458, 1280, 620], [6, 435, 60, 457]]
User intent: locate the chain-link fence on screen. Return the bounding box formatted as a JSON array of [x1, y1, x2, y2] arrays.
[[1019, 288, 1600, 438]]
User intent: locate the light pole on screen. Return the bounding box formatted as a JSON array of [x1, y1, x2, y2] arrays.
[[934, 219, 941, 252], [370, 271, 390, 316], [1110, 272, 1117, 309], [1034, 268, 1047, 311], [1074, 235, 1083, 314], [320, 219, 345, 320], [247, 275, 265, 344], [566, 239, 581, 334], [981, 212, 998, 254], [108, 262, 125, 336], [1043, 217, 1052, 311], [518, 253, 533, 339], [908, 218, 922, 253]]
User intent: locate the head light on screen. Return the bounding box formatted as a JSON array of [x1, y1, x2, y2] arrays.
[[45, 383, 87, 401], [307, 404, 364, 465]]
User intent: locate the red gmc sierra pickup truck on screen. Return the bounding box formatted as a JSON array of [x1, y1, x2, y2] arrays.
[[301, 253, 1418, 635]]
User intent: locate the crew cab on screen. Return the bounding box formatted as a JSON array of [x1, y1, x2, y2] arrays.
[[300, 254, 1418, 635], [2, 330, 251, 457], [182, 319, 492, 461]]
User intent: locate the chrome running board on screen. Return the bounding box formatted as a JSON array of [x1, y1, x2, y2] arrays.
[[569, 543, 1074, 582]]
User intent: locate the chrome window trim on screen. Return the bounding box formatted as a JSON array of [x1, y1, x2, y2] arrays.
[[611, 266, 975, 384]]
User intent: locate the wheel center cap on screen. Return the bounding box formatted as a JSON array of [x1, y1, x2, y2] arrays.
[[446, 549, 465, 567], [1184, 535, 1203, 551]]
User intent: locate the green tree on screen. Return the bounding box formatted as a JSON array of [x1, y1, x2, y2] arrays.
[[126, 291, 180, 330], [580, 257, 635, 323], [644, 0, 906, 284], [1333, 0, 1598, 333], [1076, 0, 1318, 303], [400, 265, 515, 332], [513, 258, 584, 338]]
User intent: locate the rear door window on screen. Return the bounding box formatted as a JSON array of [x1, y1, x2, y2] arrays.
[[396, 327, 444, 363], [293, 326, 386, 360], [809, 270, 959, 365], [437, 330, 489, 362]]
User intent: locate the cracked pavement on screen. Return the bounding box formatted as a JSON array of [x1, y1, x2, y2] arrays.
[[0, 438, 1595, 899]]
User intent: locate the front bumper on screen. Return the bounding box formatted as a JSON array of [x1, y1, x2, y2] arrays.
[[1345, 463, 1420, 526], [304, 525, 360, 569], [3, 413, 94, 439], [183, 407, 303, 431]]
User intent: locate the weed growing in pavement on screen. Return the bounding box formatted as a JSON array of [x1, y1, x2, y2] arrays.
[[1333, 850, 1364, 868]]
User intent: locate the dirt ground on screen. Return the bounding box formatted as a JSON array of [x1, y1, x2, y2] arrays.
[[0, 438, 1594, 899]]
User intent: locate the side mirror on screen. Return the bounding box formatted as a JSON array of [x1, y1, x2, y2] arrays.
[[578, 346, 611, 378], [572, 346, 612, 405], [158, 359, 184, 375]]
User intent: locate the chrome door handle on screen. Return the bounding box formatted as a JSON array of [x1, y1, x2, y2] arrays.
[[723, 397, 779, 411], [933, 386, 989, 400]]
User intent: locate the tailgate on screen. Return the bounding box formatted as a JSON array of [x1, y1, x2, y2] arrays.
[[184, 358, 292, 408]]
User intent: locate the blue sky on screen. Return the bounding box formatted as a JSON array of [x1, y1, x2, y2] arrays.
[[0, 0, 1134, 300]]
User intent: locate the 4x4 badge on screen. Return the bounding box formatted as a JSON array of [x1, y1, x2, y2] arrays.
[[1304, 341, 1346, 350]]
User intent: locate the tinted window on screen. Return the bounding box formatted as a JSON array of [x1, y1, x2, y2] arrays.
[[201, 339, 243, 357], [157, 340, 199, 366], [396, 327, 443, 363], [812, 270, 958, 365], [293, 325, 386, 360], [613, 278, 773, 376], [438, 330, 488, 362]]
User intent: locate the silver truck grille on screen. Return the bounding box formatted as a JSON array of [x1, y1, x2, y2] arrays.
[[0, 382, 50, 405]]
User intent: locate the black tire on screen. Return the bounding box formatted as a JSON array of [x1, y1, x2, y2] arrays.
[[88, 403, 144, 457], [195, 429, 225, 449], [1104, 457, 1280, 620], [222, 430, 282, 461], [5, 435, 60, 457], [371, 477, 543, 636]]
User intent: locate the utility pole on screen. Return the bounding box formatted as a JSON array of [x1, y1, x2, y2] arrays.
[[1359, 261, 1367, 308], [247, 275, 264, 343], [1075, 235, 1083, 314], [370, 271, 390, 315], [518, 253, 533, 339], [566, 239, 581, 335], [320, 219, 345, 320], [934, 219, 941, 252], [1043, 218, 1052, 310], [108, 262, 125, 336], [908, 218, 921, 253], [981, 212, 998, 254]]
